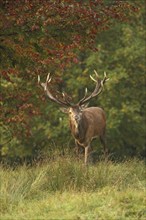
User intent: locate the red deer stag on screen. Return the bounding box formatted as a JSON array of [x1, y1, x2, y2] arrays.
[[38, 71, 109, 165]]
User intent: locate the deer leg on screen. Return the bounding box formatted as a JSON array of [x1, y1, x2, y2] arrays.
[[100, 135, 108, 157], [84, 145, 90, 165]]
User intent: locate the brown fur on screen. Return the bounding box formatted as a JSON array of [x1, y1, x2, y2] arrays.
[[67, 106, 107, 164]]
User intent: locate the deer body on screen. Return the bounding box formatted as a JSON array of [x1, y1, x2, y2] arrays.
[[68, 106, 106, 164], [38, 70, 109, 165]]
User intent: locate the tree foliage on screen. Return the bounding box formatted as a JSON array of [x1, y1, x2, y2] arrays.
[[0, 0, 143, 160]]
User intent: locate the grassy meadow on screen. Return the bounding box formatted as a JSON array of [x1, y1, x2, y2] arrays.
[[0, 155, 146, 220]]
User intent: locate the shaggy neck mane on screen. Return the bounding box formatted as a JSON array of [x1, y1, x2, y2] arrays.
[[69, 112, 87, 142]]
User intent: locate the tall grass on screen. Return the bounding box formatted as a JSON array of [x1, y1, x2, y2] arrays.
[[0, 155, 145, 219]]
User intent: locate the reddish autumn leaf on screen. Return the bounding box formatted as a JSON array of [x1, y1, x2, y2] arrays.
[[0, 0, 138, 139]]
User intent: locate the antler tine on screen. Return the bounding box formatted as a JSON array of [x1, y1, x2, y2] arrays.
[[62, 92, 67, 101], [90, 75, 97, 82], [85, 87, 88, 96], [90, 70, 100, 82], [38, 75, 40, 84], [105, 72, 110, 82], [46, 73, 51, 83], [78, 87, 88, 105], [103, 72, 110, 83], [95, 71, 109, 94], [94, 69, 99, 77], [43, 73, 52, 91], [82, 87, 88, 100], [78, 70, 109, 106]]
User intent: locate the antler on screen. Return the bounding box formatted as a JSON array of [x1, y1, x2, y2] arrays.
[[78, 70, 109, 106], [38, 73, 72, 107]]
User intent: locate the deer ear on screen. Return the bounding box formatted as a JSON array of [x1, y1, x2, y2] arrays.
[[60, 107, 69, 113]]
